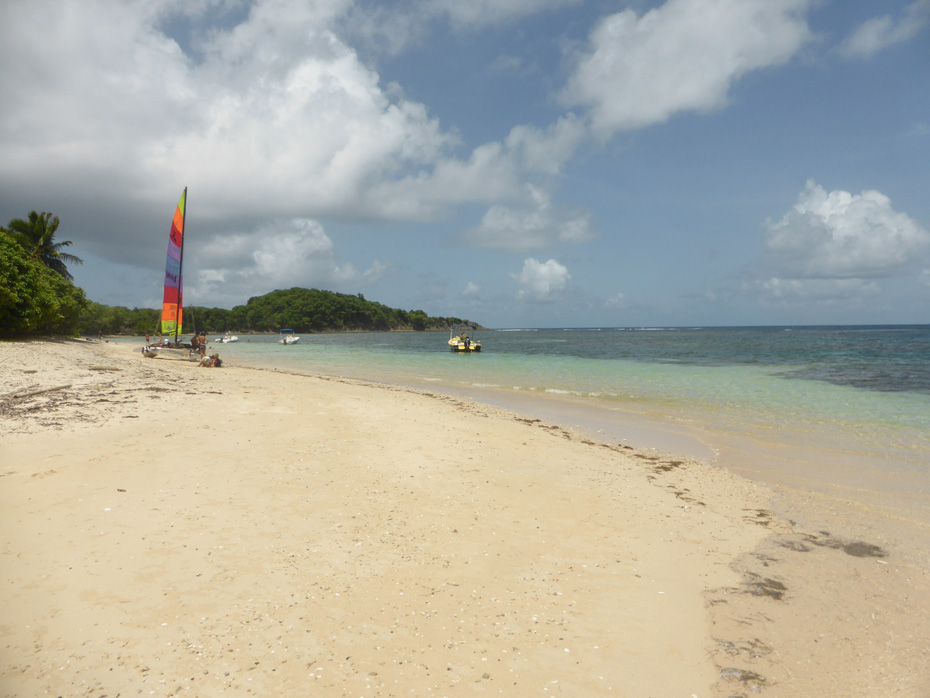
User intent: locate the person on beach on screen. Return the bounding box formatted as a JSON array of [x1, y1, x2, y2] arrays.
[[191, 333, 200, 354], [198, 353, 222, 368], [198, 332, 207, 358], [145, 333, 150, 344]]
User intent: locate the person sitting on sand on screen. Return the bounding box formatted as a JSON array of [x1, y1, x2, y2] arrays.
[[198, 353, 222, 368]]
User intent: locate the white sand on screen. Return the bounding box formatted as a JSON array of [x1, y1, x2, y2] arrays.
[[1, 339, 928, 697]]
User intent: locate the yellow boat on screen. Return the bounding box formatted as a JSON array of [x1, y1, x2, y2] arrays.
[[448, 325, 481, 352]]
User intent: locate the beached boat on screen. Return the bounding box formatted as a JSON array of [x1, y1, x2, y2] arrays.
[[279, 329, 300, 345], [448, 325, 481, 352], [145, 188, 189, 359]]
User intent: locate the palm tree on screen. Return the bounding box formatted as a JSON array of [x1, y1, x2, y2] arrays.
[[4, 211, 83, 282]]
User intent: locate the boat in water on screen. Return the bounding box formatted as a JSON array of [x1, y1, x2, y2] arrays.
[[279, 329, 300, 345], [448, 325, 481, 352], [217, 332, 239, 343]]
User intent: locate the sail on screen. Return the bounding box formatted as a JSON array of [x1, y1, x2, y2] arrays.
[[160, 188, 187, 339]]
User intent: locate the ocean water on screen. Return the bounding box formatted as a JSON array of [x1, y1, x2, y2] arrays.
[[196, 325, 929, 423], [138, 326, 930, 439], [124, 325, 930, 555]]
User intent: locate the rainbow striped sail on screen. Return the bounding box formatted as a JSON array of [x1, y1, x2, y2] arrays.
[[160, 188, 187, 340]]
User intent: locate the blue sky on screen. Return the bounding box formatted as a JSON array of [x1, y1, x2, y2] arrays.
[[1, 0, 928, 328]]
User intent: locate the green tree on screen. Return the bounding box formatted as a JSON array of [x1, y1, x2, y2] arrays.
[[4, 211, 83, 282], [0, 234, 86, 336]]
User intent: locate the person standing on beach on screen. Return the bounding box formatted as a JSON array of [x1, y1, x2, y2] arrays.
[[198, 332, 207, 358]]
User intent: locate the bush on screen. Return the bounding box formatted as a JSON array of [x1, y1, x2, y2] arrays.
[[0, 234, 87, 337]]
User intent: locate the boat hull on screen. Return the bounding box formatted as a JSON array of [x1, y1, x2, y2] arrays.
[[448, 340, 481, 352]]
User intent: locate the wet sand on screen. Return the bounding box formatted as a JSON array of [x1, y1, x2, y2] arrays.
[[1, 338, 928, 697]]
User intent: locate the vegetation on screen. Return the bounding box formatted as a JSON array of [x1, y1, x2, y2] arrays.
[[4, 211, 83, 282], [1, 209, 478, 338], [1, 214, 87, 337], [75, 288, 478, 336]]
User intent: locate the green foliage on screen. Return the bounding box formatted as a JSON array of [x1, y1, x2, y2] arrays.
[[77, 302, 159, 336], [229, 288, 473, 334], [4, 211, 83, 281], [0, 233, 87, 337], [75, 287, 479, 335]]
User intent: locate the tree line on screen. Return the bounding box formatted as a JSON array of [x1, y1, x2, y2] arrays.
[[1, 211, 479, 338], [78, 288, 476, 336]]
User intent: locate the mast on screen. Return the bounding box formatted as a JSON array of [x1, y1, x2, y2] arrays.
[[176, 185, 187, 345]]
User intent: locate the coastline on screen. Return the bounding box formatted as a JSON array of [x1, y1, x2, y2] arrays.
[[1, 339, 928, 696]]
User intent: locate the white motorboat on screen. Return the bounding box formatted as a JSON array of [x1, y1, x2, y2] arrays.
[[279, 329, 300, 345]]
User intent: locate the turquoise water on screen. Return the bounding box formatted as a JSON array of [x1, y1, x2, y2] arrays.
[[198, 326, 929, 425], [125, 326, 930, 476]]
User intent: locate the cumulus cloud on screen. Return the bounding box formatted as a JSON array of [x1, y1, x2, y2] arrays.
[[561, 0, 811, 134], [839, 0, 930, 59], [504, 115, 586, 176], [763, 181, 930, 279], [512, 258, 571, 301], [461, 184, 596, 252], [463, 282, 482, 297], [749, 180, 930, 302], [192, 218, 384, 305], [0, 0, 576, 273]]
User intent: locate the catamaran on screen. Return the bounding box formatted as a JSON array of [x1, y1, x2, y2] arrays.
[[144, 188, 188, 359]]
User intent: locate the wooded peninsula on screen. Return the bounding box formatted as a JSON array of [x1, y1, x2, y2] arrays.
[[80, 287, 481, 336], [1, 210, 479, 338]]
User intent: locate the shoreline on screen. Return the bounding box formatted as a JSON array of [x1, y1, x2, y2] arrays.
[[2, 339, 929, 696]]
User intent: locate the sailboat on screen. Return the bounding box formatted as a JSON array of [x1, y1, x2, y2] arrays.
[[144, 188, 188, 358]]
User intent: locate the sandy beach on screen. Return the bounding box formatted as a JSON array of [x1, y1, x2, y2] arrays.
[[1, 339, 928, 697]]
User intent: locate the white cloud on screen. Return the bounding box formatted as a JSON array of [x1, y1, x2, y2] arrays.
[[745, 180, 930, 304], [505, 115, 586, 176], [561, 0, 811, 134], [191, 218, 382, 304], [461, 184, 596, 251], [463, 282, 481, 297], [512, 258, 571, 301], [839, 0, 930, 59], [0, 0, 565, 264], [763, 180, 930, 279]]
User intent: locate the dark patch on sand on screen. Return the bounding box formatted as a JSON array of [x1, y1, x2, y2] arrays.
[[804, 531, 887, 558], [777, 538, 812, 553], [742, 573, 787, 600], [743, 509, 773, 527], [720, 666, 767, 693]]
